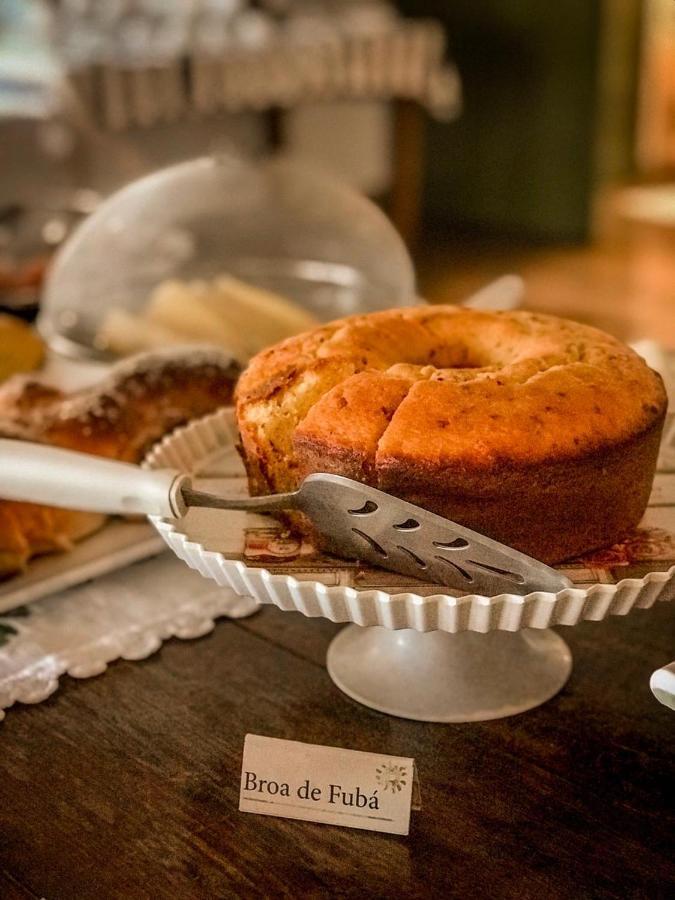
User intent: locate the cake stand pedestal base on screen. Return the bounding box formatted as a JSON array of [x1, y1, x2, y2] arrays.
[[326, 625, 572, 722]]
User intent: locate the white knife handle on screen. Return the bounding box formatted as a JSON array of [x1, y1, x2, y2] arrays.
[[650, 662, 675, 711], [0, 439, 189, 518]]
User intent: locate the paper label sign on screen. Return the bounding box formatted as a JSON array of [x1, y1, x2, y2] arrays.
[[239, 734, 416, 835]]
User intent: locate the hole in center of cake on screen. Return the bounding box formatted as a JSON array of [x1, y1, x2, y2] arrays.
[[419, 342, 492, 369]]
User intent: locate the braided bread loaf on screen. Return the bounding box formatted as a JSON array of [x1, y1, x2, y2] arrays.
[[237, 307, 667, 564], [0, 348, 239, 578]]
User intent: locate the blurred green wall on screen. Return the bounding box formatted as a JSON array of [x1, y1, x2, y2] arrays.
[[399, 1, 606, 240]]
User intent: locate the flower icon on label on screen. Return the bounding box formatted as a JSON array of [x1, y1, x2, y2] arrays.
[[375, 762, 408, 793]]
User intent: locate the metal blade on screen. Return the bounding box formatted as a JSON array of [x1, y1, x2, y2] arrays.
[[296, 474, 572, 596]]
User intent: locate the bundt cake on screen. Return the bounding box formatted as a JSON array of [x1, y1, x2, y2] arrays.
[[235, 307, 667, 564]]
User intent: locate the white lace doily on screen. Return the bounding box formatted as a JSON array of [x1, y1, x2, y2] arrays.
[[0, 552, 257, 720]]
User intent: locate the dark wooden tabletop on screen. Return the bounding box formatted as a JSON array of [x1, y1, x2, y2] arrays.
[[1, 595, 674, 899]]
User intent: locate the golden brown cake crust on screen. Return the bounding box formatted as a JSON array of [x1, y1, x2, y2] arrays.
[[236, 307, 667, 564]]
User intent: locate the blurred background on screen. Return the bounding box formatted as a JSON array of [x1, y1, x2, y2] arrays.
[[1, 0, 673, 350]]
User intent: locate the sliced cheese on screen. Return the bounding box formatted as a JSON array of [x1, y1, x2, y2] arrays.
[[144, 280, 249, 360], [96, 308, 187, 355]]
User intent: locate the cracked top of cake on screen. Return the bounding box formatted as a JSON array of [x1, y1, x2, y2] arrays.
[[235, 306, 667, 497]]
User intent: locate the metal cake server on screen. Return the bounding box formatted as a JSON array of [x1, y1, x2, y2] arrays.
[[0, 440, 571, 596]]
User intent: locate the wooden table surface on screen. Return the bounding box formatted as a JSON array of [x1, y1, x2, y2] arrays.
[[1, 600, 674, 899], [2, 221, 675, 899], [418, 215, 675, 349]]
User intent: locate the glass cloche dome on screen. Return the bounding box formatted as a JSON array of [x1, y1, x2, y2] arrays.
[[38, 154, 416, 360]]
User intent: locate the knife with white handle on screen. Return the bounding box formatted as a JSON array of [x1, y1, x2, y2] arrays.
[[0, 439, 190, 518], [0, 438, 572, 596]]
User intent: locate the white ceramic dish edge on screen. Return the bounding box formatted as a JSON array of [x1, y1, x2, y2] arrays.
[[145, 409, 675, 634]]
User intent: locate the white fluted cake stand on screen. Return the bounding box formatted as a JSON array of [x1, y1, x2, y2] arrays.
[[145, 410, 674, 723]]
